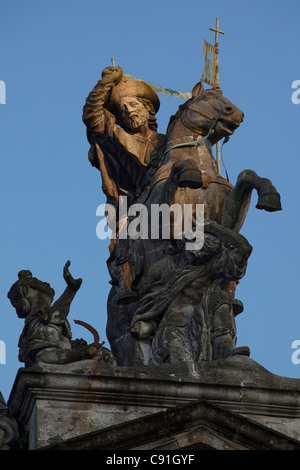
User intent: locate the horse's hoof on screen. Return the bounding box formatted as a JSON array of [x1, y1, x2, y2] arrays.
[[178, 169, 203, 189], [256, 192, 282, 212], [232, 299, 244, 316]]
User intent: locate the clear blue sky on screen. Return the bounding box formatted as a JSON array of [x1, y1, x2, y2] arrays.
[[1, 0, 299, 402]]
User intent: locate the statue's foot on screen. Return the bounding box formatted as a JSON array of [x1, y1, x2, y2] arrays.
[[128, 321, 155, 339], [256, 191, 282, 212], [230, 346, 250, 357]]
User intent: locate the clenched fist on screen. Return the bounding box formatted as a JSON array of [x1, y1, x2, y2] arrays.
[[101, 66, 123, 85]]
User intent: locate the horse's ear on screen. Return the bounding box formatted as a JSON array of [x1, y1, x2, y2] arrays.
[[192, 81, 205, 98]]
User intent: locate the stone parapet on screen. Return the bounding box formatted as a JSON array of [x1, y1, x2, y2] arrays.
[[7, 356, 300, 449]]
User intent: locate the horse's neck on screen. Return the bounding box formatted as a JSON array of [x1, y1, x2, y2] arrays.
[[197, 141, 218, 176], [167, 120, 218, 176]]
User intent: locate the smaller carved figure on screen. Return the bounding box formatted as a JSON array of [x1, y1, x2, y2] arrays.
[[7, 261, 107, 367]]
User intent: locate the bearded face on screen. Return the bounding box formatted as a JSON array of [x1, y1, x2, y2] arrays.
[[118, 96, 149, 132]]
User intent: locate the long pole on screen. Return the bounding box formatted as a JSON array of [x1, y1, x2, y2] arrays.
[[209, 18, 225, 175]]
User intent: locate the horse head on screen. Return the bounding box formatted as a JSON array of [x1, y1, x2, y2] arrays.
[[168, 82, 244, 145]]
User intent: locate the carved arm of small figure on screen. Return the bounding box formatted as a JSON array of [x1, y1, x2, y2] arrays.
[[34, 341, 102, 364], [50, 260, 82, 322], [34, 262, 103, 364], [36, 261, 102, 363]]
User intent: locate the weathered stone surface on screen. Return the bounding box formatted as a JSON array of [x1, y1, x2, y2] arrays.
[[4, 61, 287, 452], [7, 356, 300, 449], [7, 261, 114, 368], [44, 400, 300, 451], [0, 392, 19, 450], [83, 66, 281, 368]]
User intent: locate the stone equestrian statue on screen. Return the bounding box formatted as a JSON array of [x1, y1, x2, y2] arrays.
[[82, 65, 281, 367]]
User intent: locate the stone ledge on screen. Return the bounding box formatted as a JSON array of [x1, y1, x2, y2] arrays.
[[7, 356, 300, 449]]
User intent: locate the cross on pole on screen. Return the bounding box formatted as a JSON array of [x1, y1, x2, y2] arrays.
[[209, 17, 225, 89], [208, 18, 225, 175]]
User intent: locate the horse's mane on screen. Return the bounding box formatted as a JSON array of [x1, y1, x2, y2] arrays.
[[166, 85, 223, 135], [166, 97, 194, 134]]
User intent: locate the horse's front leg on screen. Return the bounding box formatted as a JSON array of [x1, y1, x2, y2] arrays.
[[221, 169, 282, 232], [156, 158, 203, 206]]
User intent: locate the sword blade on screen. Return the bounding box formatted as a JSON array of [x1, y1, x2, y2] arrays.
[[74, 320, 100, 344]]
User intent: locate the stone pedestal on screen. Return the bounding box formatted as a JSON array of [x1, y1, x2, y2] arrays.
[[7, 356, 300, 450]]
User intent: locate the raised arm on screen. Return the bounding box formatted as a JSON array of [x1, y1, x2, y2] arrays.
[[82, 66, 123, 131], [51, 261, 82, 321]]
